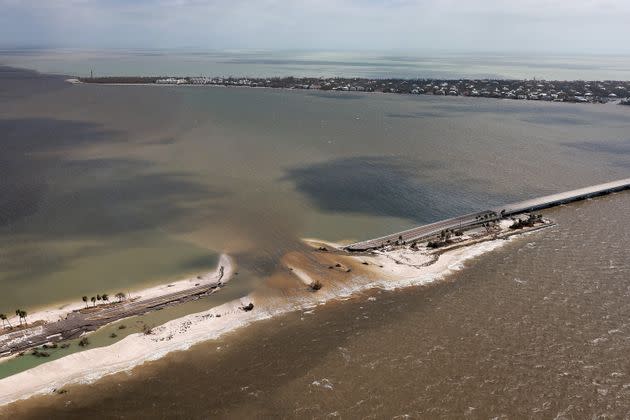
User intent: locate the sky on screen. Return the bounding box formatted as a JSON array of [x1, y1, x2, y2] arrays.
[[1, 0, 630, 54]]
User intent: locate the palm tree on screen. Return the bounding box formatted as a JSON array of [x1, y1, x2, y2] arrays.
[[15, 310, 27, 326], [102, 294, 109, 303], [96, 294, 102, 303], [82, 296, 88, 308], [0, 313, 7, 328], [91, 296, 96, 307], [115, 292, 126, 302]]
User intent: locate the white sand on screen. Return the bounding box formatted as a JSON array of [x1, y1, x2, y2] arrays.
[[303, 237, 511, 305], [4, 255, 230, 327], [0, 230, 538, 407], [289, 267, 316, 286]]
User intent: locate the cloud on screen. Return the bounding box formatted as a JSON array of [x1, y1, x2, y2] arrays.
[[1, 0, 630, 53]]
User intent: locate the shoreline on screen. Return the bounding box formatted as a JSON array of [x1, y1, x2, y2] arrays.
[[65, 78, 628, 106], [0, 218, 551, 407], [0, 255, 232, 360], [1, 256, 226, 330]]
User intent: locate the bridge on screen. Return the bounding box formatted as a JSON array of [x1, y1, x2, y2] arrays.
[[345, 177, 630, 252], [494, 178, 630, 216]]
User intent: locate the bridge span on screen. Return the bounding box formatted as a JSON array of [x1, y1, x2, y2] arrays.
[[345, 178, 630, 252]]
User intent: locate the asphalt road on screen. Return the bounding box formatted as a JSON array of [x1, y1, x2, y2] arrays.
[[346, 178, 630, 251], [345, 211, 496, 251], [0, 267, 225, 357]]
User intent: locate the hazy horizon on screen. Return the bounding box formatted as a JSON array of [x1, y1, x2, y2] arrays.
[[4, 49, 630, 81], [1, 0, 630, 55], [3, 2, 630, 417]]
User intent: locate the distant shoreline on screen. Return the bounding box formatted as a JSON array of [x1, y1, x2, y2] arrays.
[[69, 76, 630, 105]]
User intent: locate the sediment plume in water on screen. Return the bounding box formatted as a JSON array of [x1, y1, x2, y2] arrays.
[[0, 217, 541, 407]]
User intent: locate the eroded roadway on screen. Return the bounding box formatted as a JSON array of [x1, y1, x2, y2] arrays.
[[0, 267, 225, 357]]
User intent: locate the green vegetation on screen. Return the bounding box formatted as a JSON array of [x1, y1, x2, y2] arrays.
[[82, 292, 118, 309], [427, 229, 455, 249], [0, 313, 12, 328], [31, 349, 50, 358], [14, 309, 27, 326], [510, 214, 543, 230]]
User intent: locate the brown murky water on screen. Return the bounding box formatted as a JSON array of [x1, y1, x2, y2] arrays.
[[4, 193, 630, 418], [2, 64, 630, 416], [2, 66, 630, 313]]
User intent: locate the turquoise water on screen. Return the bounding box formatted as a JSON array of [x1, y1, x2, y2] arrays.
[[0, 265, 260, 380]]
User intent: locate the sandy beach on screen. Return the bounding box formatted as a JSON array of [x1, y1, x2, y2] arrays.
[[0, 222, 548, 407], [2, 255, 231, 328]]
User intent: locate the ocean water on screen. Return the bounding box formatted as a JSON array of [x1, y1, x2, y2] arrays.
[[1, 65, 629, 312], [0, 65, 630, 313], [1, 61, 630, 415], [5, 194, 630, 418], [2, 49, 630, 80]]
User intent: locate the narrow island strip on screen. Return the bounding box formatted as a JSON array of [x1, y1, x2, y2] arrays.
[[0, 255, 232, 360], [1, 178, 628, 406], [0, 213, 552, 407], [67, 76, 630, 105]]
